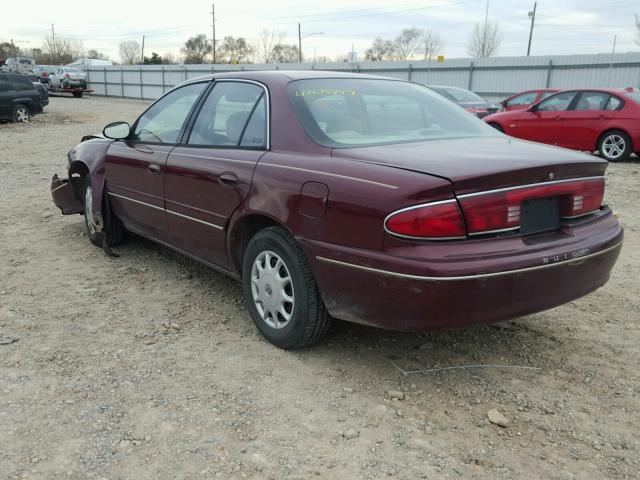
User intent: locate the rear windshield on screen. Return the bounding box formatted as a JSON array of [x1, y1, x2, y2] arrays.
[[430, 86, 485, 103], [624, 91, 640, 103], [288, 78, 497, 148]]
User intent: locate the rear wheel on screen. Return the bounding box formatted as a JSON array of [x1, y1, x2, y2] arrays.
[[81, 177, 125, 247], [12, 104, 30, 123], [598, 130, 632, 162], [242, 227, 331, 349], [73, 91, 83, 98]]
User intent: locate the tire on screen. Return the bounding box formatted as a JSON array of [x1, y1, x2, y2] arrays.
[[598, 130, 632, 162], [242, 226, 331, 349], [73, 92, 83, 98], [12, 104, 30, 123], [81, 177, 125, 247], [488, 122, 504, 133]]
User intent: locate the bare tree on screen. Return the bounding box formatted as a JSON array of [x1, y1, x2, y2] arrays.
[[467, 20, 502, 58], [43, 34, 77, 64], [218, 36, 253, 64], [67, 39, 85, 61], [422, 30, 444, 60], [161, 52, 177, 64], [253, 29, 284, 63], [393, 28, 422, 60], [86, 49, 109, 60], [365, 38, 395, 61], [181, 34, 212, 64], [119, 40, 141, 65], [272, 44, 301, 63]]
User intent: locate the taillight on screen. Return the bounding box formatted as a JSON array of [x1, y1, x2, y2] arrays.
[[458, 177, 604, 235], [385, 200, 467, 240]]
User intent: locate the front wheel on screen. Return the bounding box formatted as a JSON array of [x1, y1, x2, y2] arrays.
[[599, 130, 632, 162], [242, 227, 331, 349], [81, 177, 125, 247]]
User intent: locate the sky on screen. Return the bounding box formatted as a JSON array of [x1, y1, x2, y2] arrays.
[[2, 0, 639, 62]]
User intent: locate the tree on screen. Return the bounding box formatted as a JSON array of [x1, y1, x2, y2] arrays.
[[467, 20, 502, 58], [161, 52, 177, 64], [144, 52, 163, 64], [42, 35, 76, 64], [181, 34, 212, 64], [422, 30, 444, 60], [119, 40, 141, 65], [253, 29, 284, 63], [272, 44, 301, 63], [218, 36, 253, 64], [365, 38, 395, 61], [393, 28, 422, 60], [0, 42, 21, 60], [86, 49, 109, 60], [67, 39, 85, 61]]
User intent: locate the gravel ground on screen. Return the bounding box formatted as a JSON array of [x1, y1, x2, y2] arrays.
[[1, 96, 639, 480]]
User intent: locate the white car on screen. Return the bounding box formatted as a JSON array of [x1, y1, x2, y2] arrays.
[[49, 67, 88, 90]]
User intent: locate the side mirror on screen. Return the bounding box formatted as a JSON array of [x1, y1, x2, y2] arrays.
[[103, 121, 131, 140]]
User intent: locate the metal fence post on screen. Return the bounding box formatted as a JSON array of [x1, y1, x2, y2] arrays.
[[104, 68, 108, 97], [87, 69, 91, 91], [468, 61, 474, 90], [546, 59, 553, 88], [408, 63, 413, 82], [161, 66, 165, 94], [140, 67, 144, 99], [184, 67, 187, 82], [120, 66, 124, 98]]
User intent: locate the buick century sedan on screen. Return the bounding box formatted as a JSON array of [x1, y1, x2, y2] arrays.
[[51, 71, 623, 349]]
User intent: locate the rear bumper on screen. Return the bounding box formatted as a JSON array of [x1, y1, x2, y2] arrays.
[[51, 174, 82, 215], [304, 209, 623, 331]]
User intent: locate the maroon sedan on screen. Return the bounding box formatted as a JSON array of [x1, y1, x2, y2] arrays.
[[51, 71, 623, 349]]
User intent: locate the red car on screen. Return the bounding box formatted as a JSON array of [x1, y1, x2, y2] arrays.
[[484, 88, 640, 162], [51, 72, 623, 349], [500, 88, 560, 111]]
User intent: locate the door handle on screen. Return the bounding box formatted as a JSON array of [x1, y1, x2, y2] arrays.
[[219, 172, 239, 187], [148, 163, 161, 174]]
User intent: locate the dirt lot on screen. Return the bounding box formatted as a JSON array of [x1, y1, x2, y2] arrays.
[[1, 96, 639, 480]]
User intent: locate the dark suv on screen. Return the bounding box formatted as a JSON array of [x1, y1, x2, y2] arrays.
[[0, 72, 43, 123]]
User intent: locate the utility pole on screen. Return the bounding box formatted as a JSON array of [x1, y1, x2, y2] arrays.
[[527, 1, 537, 56], [211, 3, 216, 64], [482, 0, 490, 57], [298, 23, 302, 63], [51, 24, 57, 64], [141, 35, 145, 64]]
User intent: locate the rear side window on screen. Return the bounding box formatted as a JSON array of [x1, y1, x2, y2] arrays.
[[605, 96, 622, 111], [188, 82, 266, 148], [12, 75, 34, 91], [0, 76, 9, 91], [575, 92, 610, 111]]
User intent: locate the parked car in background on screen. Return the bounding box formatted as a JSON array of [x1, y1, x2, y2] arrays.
[[49, 67, 88, 90], [32, 82, 49, 107], [427, 85, 499, 118], [500, 88, 560, 111], [4, 56, 36, 75], [484, 88, 640, 162], [51, 71, 622, 349], [0, 73, 43, 122], [34, 65, 58, 85]]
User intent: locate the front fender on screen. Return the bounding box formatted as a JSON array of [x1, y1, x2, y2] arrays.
[[67, 138, 114, 232]]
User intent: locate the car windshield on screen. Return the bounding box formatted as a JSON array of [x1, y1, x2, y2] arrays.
[[288, 78, 497, 148]]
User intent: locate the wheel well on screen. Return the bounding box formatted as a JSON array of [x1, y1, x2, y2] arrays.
[[229, 214, 282, 273], [597, 128, 633, 152], [68, 161, 90, 200]]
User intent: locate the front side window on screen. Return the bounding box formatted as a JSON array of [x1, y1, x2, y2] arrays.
[[188, 82, 266, 148], [536, 92, 577, 112], [288, 78, 497, 148], [507, 92, 537, 107], [132, 82, 207, 143]]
